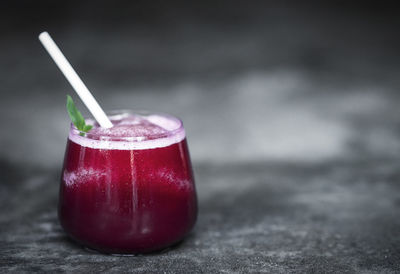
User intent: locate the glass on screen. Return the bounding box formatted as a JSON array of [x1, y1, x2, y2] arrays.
[[58, 110, 198, 254]]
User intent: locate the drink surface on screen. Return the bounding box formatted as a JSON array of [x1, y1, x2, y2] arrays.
[[59, 112, 197, 254], [68, 112, 186, 150]]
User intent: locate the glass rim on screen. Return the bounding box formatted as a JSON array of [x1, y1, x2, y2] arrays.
[[69, 109, 184, 142]]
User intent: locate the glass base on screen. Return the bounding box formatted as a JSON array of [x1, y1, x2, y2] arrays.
[[82, 240, 183, 256]]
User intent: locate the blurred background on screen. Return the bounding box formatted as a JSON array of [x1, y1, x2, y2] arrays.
[[1, 0, 400, 168], [1, 1, 400, 272]]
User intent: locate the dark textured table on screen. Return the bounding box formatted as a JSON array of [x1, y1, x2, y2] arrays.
[[1, 160, 400, 273], [1, 1, 400, 273]]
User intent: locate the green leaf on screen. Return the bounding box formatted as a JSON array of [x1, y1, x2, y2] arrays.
[[83, 124, 93, 132], [66, 95, 93, 134]]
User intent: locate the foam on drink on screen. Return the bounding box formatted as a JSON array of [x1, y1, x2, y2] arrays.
[[69, 113, 186, 150]]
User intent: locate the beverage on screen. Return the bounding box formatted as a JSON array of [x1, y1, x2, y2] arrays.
[[59, 111, 197, 254]]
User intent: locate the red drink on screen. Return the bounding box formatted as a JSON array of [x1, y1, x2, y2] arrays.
[[59, 111, 197, 254]]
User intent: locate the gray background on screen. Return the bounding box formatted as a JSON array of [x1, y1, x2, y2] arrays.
[[1, 1, 400, 273]]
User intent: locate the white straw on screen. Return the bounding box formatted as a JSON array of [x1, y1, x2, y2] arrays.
[[38, 31, 113, 128]]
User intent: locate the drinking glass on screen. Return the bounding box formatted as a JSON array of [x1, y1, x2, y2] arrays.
[[58, 110, 197, 254]]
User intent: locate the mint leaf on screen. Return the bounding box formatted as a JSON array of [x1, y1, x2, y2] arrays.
[[66, 95, 93, 134], [83, 124, 93, 132]]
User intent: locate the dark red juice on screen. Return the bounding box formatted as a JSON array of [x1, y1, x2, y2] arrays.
[[59, 112, 197, 254]]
